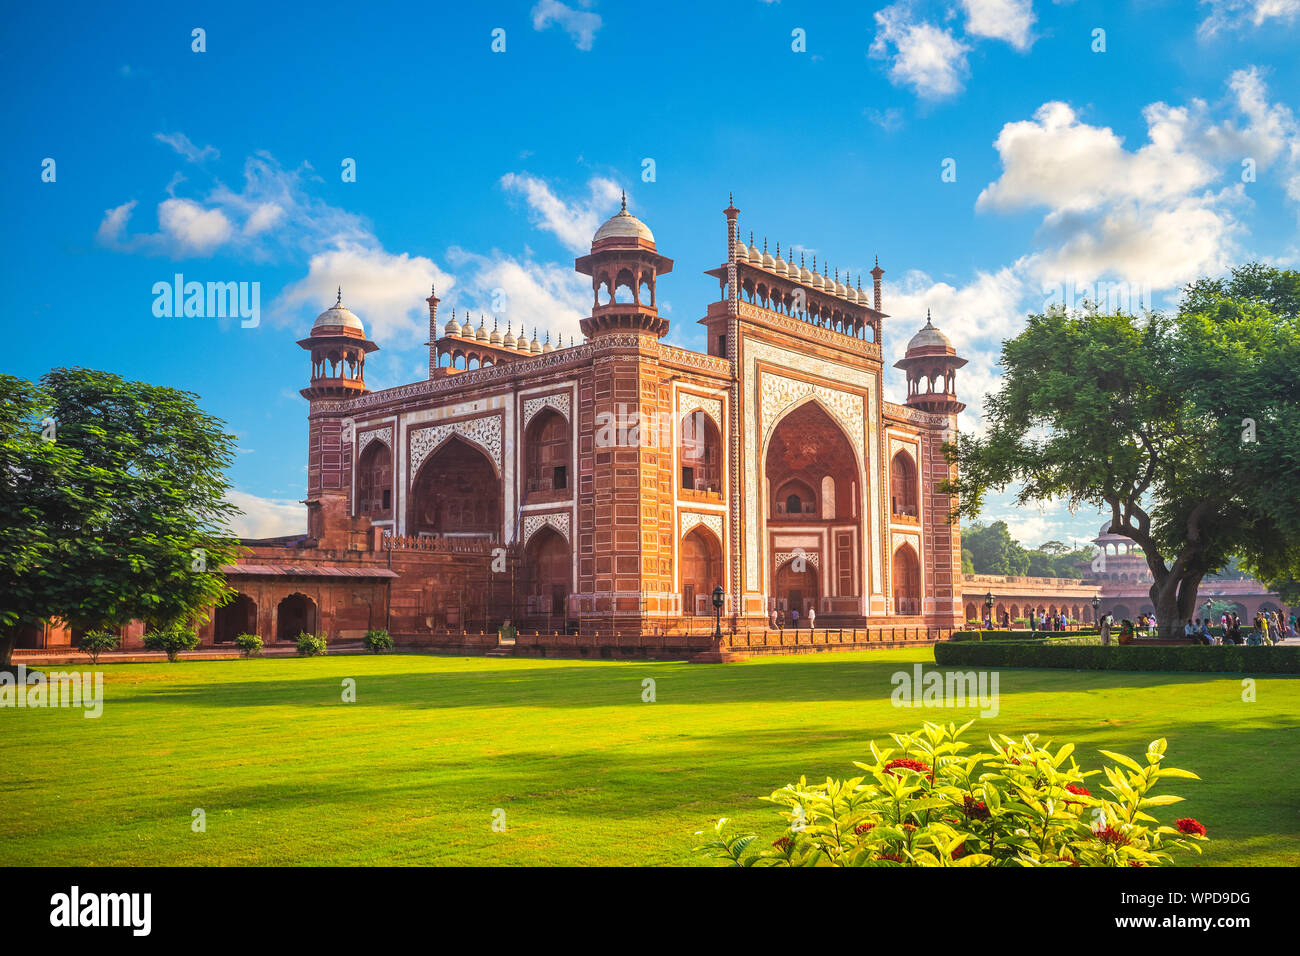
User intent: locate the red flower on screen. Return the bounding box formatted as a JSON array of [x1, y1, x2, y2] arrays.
[[1175, 818, 1206, 837], [1055, 856, 1081, 867], [854, 822, 875, 835], [772, 836, 792, 851], [878, 852, 904, 863], [884, 757, 933, 779], [1065, 784, 1090, 797], [1093, 825, 1130, 847], [962, 796, 990, 820]]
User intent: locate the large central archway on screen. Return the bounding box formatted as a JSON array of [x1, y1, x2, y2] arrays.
[[408, 436, 501, 539], [763, 399, 861, 607]]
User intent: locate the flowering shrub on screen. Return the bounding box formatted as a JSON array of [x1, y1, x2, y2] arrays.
[[696, 721, 1207, 867]]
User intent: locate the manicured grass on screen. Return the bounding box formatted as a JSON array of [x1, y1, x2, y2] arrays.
[[3, 650, 1297, 866]]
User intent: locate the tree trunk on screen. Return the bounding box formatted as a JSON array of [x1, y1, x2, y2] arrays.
[[0, 628, 16, 670], [1149, 569, 1205, 641]]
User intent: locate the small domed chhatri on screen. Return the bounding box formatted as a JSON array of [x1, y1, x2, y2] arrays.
[[895, 310, 967, 414], [592, 190, 655, 246], [312, 287, 367, 337], [297, 287, 378, 401], [904, 311, 956, 354]]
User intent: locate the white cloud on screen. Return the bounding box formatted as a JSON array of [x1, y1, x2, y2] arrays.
[[154, 131, 219, 163], [444, 247, 589, 345], [1198, 0, 1300, 39], [225, 489, 305, 539], [157, 198, 234, 254], [97, 151, 373, 260], [960, 0, 1037, 50], [273, 243, 453, 347], [531, 0, 602, 50], [500, 172, 622, 253], [870, 3, 971, 100], [975, 71, 1300, 288]]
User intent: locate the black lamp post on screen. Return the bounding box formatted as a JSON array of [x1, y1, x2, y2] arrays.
[[1091, 595, 1101, 623], [984, 591, 995, 626], [712, 585, 725, 642]]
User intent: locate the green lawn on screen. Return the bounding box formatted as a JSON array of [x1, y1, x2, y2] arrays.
[[4, 650, 1297, 866]]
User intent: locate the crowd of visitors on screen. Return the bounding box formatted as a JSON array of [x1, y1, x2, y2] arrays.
[[1100, 609, 1293, 645]]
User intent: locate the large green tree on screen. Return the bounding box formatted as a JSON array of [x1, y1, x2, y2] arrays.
[[946, 263, 1300, 639], [0, 368, 241, 667], [962, 521, 1029, 575]]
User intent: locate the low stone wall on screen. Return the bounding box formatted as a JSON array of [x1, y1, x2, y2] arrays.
[[390, 624, 953, 660]]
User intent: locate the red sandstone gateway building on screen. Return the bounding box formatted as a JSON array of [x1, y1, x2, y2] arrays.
[[206, 199, 970, 654]]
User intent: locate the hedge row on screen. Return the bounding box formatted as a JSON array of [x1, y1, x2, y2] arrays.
[[949, 629, 1100, 642], [934, 641, 1300, 674]]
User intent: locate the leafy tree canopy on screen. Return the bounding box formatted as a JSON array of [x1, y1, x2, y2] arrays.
[[0, 368, 241, 665], [946, 263, 1300, 637]]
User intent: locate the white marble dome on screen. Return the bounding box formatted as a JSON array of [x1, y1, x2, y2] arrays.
[[593, 199, 654, 245]]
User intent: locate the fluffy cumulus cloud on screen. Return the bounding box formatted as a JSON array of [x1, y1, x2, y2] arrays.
[[444, 247, 590, 345], [870, 3, 971, 100], [531, 0, 602, 50], [96, 144, 373, 259], [499, 172, 622, 254], [1198, 0, 1300, 39], [960, 0, 1037, 50], [975, 69, 1300, 289], [272, 244, 453, 347], [224, 489, 305, 539]]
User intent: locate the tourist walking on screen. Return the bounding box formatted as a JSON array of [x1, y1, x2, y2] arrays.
[[808, 607, 816, 632]]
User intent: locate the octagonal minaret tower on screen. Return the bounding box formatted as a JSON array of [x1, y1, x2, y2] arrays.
[[574, 192, 673, 339]]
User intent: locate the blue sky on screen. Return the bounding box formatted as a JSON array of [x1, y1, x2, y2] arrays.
[[5, 0, 1299, 545]]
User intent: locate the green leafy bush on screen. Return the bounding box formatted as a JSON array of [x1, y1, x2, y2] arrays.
[[234, 633, 263, 658], [935, 641, 1300, 674], [949, 629, 1100, 642], [363, 629, 393, 653], [78, 629, 120, 664], [296, 632, 327, 657], [142, 625, 200, 662], [696, 722, 1207, 867]]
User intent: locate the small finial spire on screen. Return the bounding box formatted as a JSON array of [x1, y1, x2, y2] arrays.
[[749, 231, 754, 245], [763, 237, 768, 252], [729, 190, 734, 205], [801, 252, 806, 267], [431, 283, 436, 297], [775, 240, 780, 257], [620, 189, 627, 211], [336, 285, 342, 306]]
